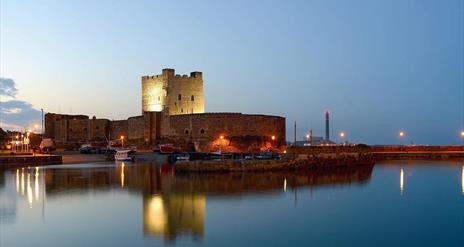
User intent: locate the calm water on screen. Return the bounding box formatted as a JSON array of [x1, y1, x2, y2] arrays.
[[0, 160, 463, 247]]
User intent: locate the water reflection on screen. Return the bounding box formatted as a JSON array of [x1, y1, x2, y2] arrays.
[[1, 163, 374, 241], [12, 167, 44, 208], [144, 194, 206, 240], [400, 168, 404, 195], [462, 166, 464, 195]]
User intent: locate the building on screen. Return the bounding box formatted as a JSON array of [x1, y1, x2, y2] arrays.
[[142, 68, 204, 115], [45, 69, 285, 152]]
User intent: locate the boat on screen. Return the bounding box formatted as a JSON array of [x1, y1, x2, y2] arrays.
[[159, 144, 176, 154], [114, 150, 135, 162]]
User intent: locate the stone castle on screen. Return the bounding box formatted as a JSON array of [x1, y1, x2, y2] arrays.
[[45, 68, 285, 152]]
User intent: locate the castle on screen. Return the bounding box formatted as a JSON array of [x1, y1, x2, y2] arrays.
[[45, 69, 285, 152]]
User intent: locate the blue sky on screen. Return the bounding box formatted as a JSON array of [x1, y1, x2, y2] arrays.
[[0, 0, 463, 144]]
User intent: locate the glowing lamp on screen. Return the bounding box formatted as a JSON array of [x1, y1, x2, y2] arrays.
[[271, 135, 276, 141]]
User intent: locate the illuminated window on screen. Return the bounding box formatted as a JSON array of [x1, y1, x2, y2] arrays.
[[178, 94, 181, 100], [191, 95, 194, 101]]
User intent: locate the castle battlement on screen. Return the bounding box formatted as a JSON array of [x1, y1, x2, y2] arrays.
[[142, 70, 202, 79]]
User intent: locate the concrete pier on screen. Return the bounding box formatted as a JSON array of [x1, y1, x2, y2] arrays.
[[0, 154, 62, 167]]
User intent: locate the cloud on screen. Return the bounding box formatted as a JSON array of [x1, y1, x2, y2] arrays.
[[0, 78, 41, 130], [0, 78, 18, 98]]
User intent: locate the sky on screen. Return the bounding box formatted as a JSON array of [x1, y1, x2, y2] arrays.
[[0, 0, 463, 145]]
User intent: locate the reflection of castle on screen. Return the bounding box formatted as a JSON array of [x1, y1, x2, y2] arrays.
[[144, 194, 205, 240], [45, 68, 285, 152], [2, 164, 373, 240]]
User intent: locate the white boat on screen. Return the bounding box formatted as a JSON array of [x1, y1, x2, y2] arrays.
[[115, 150, 134, 162]]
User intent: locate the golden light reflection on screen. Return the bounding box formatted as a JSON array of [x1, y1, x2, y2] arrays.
[[284, 178, 287, 191], [145, 195, 167, 234], [27, 172, 33, 207], [144, 194, 206, 239], [400, 168, 404, 195], [21, 168, 25, 195], [35, 167, 40, 200], [120, 162, 125, 188], [461, 166, 464, 195], [16, 169, 19, 192]]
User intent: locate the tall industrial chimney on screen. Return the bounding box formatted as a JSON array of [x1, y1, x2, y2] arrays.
[[325, 111, 330, 141]]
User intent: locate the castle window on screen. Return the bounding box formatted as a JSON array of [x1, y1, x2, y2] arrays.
[[191, 108, 193, 113], [69, 128, 73, 132], [200, 129, 205, 134], [96, 126, 100, 130], [158, 96, 160, 101], [83, 127, 87, 131], [191, 95, 194, 101], [181, 108, 183, 113], [178, 94, 182, 100], [185, 129, 189, 134]]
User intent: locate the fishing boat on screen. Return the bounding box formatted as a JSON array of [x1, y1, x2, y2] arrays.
[[114, 150, 135, 162]]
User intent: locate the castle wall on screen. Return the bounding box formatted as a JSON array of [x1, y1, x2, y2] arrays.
[[109, 120, 129, 143], [127, 116, 144, 141], [162, 113, 286, 152]]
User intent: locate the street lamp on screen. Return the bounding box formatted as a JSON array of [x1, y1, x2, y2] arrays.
[[271, 135, 276, 141], [220, 135, 224, 140], [339, 132, 345, 145], [120, 135, 124, 148], [460, 130, 464, 138], [399, 131, 406, 146]]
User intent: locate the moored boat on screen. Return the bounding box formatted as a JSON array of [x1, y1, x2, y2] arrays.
[[114, 150, 136, 162]]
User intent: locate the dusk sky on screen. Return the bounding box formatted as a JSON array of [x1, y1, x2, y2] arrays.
[[0, 0, 463, 145]]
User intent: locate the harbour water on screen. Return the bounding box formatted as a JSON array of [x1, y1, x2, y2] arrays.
[[0, 160, 463, 247]]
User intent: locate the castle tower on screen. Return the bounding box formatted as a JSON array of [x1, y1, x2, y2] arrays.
[[141, 68, 205, 115]]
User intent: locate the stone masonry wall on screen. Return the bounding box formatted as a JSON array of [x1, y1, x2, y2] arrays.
[[162, 113, 286, 152]]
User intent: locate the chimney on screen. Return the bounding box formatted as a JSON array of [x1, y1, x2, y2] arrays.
[[325, 111, 330, 141]]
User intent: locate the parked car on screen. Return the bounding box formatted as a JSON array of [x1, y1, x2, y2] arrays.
[[79, 146, 95, 154]]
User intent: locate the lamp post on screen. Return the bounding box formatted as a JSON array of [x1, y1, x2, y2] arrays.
[[339, 132, 345, 145], [399, 131, 406, 146]]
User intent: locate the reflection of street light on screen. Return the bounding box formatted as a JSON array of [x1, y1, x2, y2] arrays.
[[400, 168, 404, 195], [120, 135, 124, 148]]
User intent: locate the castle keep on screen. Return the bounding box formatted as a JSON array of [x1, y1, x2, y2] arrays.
[[142, 68, 204, 115], [45, 69, 285, 152]]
